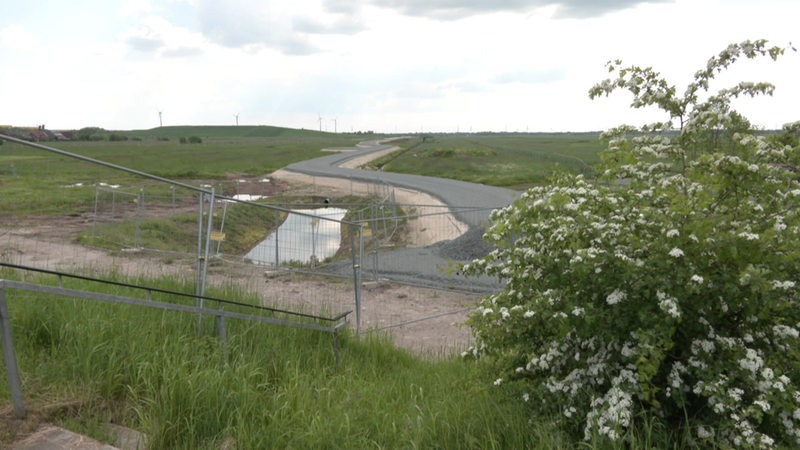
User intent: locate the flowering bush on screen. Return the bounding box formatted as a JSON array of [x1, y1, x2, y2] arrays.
[[463, 40, 800, 447]]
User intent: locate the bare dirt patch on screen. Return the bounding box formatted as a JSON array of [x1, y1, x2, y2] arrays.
[[1, 167, 476, 356]]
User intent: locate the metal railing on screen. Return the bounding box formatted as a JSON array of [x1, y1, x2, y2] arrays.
[[0, 264, 351, 419]]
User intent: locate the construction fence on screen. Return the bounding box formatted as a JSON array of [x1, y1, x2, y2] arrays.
[[0, 136, 497, 355]]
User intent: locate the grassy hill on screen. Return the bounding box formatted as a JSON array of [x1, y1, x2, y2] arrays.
[[124, 124, 348, 139]]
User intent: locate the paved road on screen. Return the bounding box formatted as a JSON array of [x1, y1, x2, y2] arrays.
[[284, 139, 521, 292], [284, 139, 519, 226]]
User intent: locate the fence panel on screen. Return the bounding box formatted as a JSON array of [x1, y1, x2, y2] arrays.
[[0, 135, 502, 356], [0, 137, 358, 324]]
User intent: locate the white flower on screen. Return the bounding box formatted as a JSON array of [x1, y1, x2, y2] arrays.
[[754, 400, 771, 412], [658, 291, 681, 318], [697, 425, 713, 439], [690, 275, 704, 284], [500, 307, 510, 320], [773, 324, 799, 339], [522, 393, 530, 402], [669, 247, 684, 258], [494, 378, 503, 386], [666, 229, 680, 238], [738, 232, 759, 241], [606, 289, 627, 305], [771, 280, 796, 291], [739, 348, 764, 374]]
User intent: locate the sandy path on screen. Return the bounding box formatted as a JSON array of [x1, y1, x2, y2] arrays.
[[274, 144, 467, 248]]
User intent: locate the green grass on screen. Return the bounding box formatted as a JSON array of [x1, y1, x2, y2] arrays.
[[370, 133, 604, 189], [0, 128, 606, 218], [0, 127, 366, 217], [0, 270, 543, 449]]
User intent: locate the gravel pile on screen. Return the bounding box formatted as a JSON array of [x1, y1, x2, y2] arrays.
[[436, 226, 494, 261]]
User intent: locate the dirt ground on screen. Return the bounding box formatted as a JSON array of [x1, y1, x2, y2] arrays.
[[0, 147, 477, 357]]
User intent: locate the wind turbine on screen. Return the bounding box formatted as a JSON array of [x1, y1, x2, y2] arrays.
[[234, 113, 239, 126], [332, 117, 337, 134], [158, 110, 163, 127], [318, 114, 323, 132]]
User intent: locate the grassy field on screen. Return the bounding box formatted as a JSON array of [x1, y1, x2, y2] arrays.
[[0, 126, 366, 217], [0, 128, 603, 218], [369, 133, 604, 189]]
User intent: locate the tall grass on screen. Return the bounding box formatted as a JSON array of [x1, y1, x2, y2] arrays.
[[0, 271, 535, 448], [0, 271, 690, 449]]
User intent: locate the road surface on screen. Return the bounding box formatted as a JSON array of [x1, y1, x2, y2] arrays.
[[283, 139, 521, 291]]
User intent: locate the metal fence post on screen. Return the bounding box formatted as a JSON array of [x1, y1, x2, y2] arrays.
[[200, 188, 215, 301], [135, 189, 143, 249], [196, 192, 205, 308], [0, 285, 26, 418], [195, 191, 206, 331], [215, 199, 229, 255], [352, 224, 363, 336], [274, 208, 280, 268]]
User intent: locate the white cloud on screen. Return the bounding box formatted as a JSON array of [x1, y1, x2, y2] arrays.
[[119, 15, 206, 57], [0, 24, 40, 52], [194, 0, 368, 54], [366, 0, 673, 20], [118, 0, 155, 17]]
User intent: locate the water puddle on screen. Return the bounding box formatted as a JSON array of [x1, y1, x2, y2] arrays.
[[245, 207, 347, 266]]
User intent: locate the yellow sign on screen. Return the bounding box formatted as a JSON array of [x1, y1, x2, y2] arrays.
[[210, 231, 226, 242]]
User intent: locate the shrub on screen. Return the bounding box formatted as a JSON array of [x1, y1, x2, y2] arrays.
[[108, 134, 128, 142], [76, 127, 106, 141], [179, 136, 203, 144], [463, 40, 800, 448]]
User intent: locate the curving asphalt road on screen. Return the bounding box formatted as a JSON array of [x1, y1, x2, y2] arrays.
[[284, 139, 521, 292], [285, 139, 519, 226]]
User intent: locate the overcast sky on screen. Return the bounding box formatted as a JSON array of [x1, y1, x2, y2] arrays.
[[1, 0, 797, 133]]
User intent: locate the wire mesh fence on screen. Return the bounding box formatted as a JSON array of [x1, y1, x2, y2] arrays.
[[0, 136, 496, 355]]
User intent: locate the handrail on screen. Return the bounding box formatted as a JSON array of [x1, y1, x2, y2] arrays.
[[0, 262, 351, 322], [0, 276, 350, 419], [0, 279, 347, 332]]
